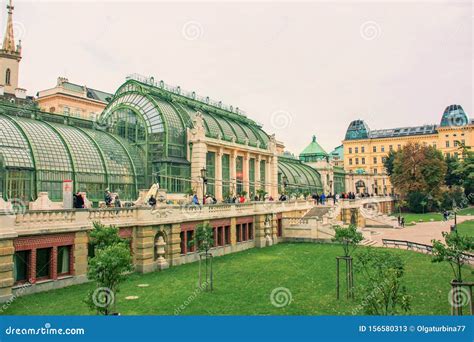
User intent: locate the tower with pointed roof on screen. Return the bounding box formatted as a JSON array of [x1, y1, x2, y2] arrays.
[[0, 0, 22, 95]]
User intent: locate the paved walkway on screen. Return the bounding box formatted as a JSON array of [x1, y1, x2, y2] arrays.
[[368, 216, 472, 246]]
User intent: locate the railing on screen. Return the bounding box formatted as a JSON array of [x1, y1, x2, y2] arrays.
[[126, 73, 248, 117], [3, 200, 314, 230], [382, 239, 474, 263]]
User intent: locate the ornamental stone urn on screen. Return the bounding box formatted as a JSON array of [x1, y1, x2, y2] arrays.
[[155, 236, 169, 270]]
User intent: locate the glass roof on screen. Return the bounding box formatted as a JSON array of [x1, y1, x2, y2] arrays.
[[0, 115, 33, 168], [101, 79, 270, 149], [278, 156, 322, 191]]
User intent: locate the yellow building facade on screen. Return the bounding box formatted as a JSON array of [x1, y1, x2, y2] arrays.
[[36, 77, 112, 121], [343, 105, 473, 195]]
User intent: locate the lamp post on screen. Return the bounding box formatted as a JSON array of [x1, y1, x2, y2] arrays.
[[200, 167, 207, 204]]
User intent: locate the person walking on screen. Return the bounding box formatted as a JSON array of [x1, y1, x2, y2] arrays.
[[401, 217, 405, 227], [104, 189, 112, 207], [114, 194, 121, 208], [397, 215, 401, 227]]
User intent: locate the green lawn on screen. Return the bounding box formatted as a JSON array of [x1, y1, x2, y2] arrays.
[[400, 212, 443, 225], [2, 243, 472, 316], [457, 207, 474, 216], [457, 220, 474, 237]]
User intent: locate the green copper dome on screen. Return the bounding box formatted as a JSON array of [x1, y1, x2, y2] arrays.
[[299, 135, 328, 162]]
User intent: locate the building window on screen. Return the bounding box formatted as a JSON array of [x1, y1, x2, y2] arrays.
[[373, 157, 377, 164], [361, 147, 365, 153], [5, 68, 11, 85], [454, 152, 459, 159], [355, 147, 359, 154], [349, 158, 352, 165], [389, 145, 393, 151], [236, 224, 241, 242], [374, 168, 378, 175], [36, 248, 52, 280], [361, 157, 365, 165], [382, 157, 387, 163], [372, 146, 376, 153], [454, 140, 458, 147], [13, 251, 29, 283], [462, 139, 465, 145], [446, 141, 450, 148], [277, 219, 282, 237], [355, 158, 359, 165], [433, 143, 437, 149], [57, 246, 71, 275], [63, 106, 70, 115], [248, 223, 254, 240], [349, 148, 352, 154], [381, 146, 385, 152]]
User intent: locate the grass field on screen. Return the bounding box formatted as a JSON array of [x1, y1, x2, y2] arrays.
[[457, 220, 474, 237], [397, 207, 474, 226], [2, 243, 472, 316]]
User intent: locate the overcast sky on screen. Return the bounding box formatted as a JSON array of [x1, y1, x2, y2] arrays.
[[6, 0, 473, 154]]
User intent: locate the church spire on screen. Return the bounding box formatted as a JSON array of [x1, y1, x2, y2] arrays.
[[2, 0, 17, 53]]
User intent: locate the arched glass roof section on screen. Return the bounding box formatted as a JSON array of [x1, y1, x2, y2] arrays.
[[345, 120, 370, 140], [0, 115, 34, 168], [0, 103, 144, 203], [100, 78, 270, 149], [278, 155, 322, 193]]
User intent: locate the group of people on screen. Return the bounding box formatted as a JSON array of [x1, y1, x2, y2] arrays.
[[104, 189, 122, 208], [397, 215, 406, 227], [311, 192, 339, 205]]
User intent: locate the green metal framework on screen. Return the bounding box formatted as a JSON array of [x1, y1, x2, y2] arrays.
[[278, 155, 323, 194], [99, 79, 270, 193], [0, 102, 144, 203]]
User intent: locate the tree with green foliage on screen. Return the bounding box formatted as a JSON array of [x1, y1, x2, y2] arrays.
[[432, 231, 474, 282], [390, 143, 447, 212], [189, 223, 214, 291], [85, 243, 133, 315], [445, 155, 463, 187], [355, 249, 411, 315], [88, 222, 127, 253], [383, 150, 396, 176], [85, 222, 133, 315], [332, 224, 363, 257]]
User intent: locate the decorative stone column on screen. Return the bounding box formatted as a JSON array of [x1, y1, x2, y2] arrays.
[[255, 155, 261, 192], [134, 226, 154, 273], [254, 214, 269, 248], [168, 223, 183, 266], [0, 238, 14, 302], [269, 155, 279, 199], [155, 236, 169, 270], [73, 231, 88, 281], [230, 217, 237, 246], [215, 149, 223, 201], [230, 151, 237, 197], [243, 152, 250, 197]]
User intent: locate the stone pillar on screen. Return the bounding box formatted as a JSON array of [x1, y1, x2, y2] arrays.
[[255, 156, 261, 192], [269, 155, 279, 198], [0, 239, 14, 302], [168, 223, 182, 266], [73, 232, 88, 280], [243, 152, 250, 197], [230, 217, 237, 246], [230, 151, 237, 197], [134, 227, 155, 273], [254, 214, 267, 248], [215, 149, 223, 201], [191, 141, 207, 200]]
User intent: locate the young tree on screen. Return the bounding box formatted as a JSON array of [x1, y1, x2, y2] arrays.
[[332, 224, 363, 257], [85, 244, 133, 315], [355, 249, 411, 315], [445, 155, 463, 187], [85, 222, 132, 315], [431, 231, 474, 282], [332, 225, 363, 299], [189, 223, 215, 291]]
